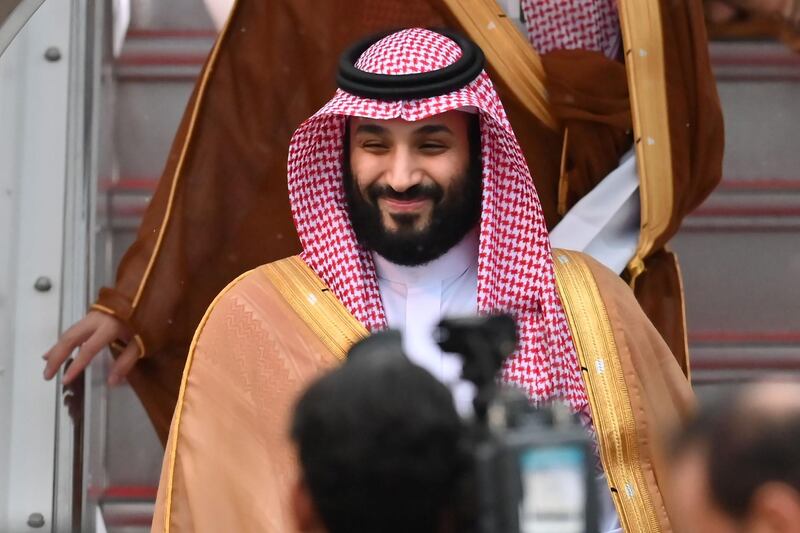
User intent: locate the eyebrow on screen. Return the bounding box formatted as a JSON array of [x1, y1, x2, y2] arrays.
[[353, 123, 454, 136], [413, 124, 453, 136], [354, 124, 388, 136]]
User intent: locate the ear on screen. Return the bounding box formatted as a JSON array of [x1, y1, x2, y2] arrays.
[[746, 482, 800, 533], [291, 477, 325, 532]]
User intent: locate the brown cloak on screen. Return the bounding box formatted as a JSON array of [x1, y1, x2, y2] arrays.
[[97, 0, 721, 442], [150, 251, 694, 532]]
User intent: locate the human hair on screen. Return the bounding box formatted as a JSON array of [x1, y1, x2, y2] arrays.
[[290, 334, 468, 533], [671, 386, 800, 518]]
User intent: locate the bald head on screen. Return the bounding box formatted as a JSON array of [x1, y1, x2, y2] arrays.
[[670, 379, 800, 533], [739, 379, 800, 416]]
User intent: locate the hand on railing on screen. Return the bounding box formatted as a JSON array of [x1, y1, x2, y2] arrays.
[[43, 310, 141, 386]]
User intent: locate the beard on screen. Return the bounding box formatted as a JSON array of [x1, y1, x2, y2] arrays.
[[342, 132, 482, 267]]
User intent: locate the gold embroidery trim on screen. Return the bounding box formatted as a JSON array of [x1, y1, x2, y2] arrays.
[[108, 336, 146, 360], [89, 303, 117, 316], [552, 249, 662, 533], [441, 0, 558, 131], [163, 267, 254, 533], [670, 247, 691, 381], [261, 256, 369, 361], [133, 334, 146, 359], [557, 127, 570, 216], [132, 0, 240, 308], [618, 0, 675, 283]]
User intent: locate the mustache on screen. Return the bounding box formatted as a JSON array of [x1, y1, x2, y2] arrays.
[[366, 183, 444, 203]]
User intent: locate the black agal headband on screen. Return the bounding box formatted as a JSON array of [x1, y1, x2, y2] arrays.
[[336, 29, 486, 101]]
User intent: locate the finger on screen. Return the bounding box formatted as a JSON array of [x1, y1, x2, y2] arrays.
[[62, 331, 108, 385], [107, 343, 142, 386], [43, 321, 96, 380]]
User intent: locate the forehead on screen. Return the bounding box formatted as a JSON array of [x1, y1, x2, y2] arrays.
[[350, 110, 471, 135]]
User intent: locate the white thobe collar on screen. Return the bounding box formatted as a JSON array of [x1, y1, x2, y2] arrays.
[[372, 228, 479, 415]]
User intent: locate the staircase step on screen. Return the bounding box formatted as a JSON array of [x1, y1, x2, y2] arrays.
[[129, 0, 215, 31]]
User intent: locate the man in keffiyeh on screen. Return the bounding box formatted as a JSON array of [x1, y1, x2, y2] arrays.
[[151, 28, 694, 533], [44, 0, 722, 450]]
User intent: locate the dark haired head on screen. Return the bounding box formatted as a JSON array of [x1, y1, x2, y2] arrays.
[[291, 333, 467, 533], [671, 380, 800, 519]]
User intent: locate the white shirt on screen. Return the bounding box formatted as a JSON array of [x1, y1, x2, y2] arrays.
[[373, 229, 621, 533]]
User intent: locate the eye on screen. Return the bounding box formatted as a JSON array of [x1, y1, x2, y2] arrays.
[[361, 141, 390, 153], [419, 142, 448, 154]]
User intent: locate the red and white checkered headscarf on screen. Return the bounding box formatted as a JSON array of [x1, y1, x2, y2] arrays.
[[287, 28, 588, 413], [522, 0, 621, 59]]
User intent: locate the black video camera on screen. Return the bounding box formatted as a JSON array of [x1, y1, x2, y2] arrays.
[[436, 315, 599, 533]]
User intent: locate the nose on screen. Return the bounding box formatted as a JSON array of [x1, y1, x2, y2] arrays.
[[383, 147, 423, 192]]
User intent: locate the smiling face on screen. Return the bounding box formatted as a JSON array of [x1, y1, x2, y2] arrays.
[[343, 110, 482, 266]]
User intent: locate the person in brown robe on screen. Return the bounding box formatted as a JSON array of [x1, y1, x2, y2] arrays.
[[43, 0, 722, 444], [151, 27, 694, 532], [705, 0, 800, 51], [706, 0, 800, 31]]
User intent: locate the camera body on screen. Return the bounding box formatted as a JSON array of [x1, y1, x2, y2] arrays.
[[469, 389, 598, 533], [437, 315, 599, 533]]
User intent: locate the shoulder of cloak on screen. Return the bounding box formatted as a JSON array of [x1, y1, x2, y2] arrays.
[[552, 249, 695, 533], [151, 256, 365, 533]]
